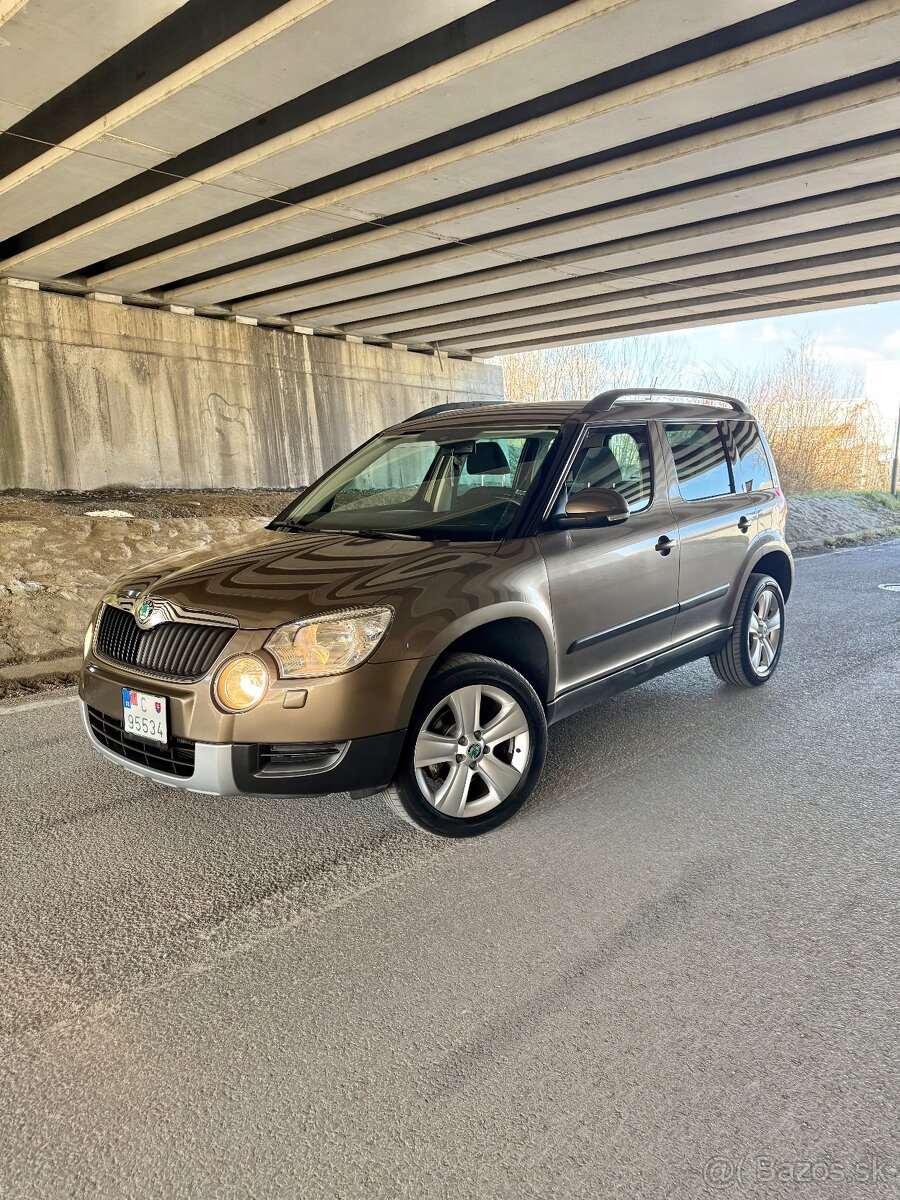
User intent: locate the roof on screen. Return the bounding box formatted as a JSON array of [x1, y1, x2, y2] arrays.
[[395, 398, 753, 433]]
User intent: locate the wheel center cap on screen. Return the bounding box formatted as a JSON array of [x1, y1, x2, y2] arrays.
[[467, 743, 483, 761]]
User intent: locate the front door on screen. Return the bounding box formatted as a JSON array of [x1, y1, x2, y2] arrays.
[[662, 420, 756, 643], [537, 424, 680, 694]]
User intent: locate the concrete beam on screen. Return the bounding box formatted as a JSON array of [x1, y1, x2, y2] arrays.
[[3, 0, 669, 277], [280, 180, 900, 328], [432, 262, 900, 351], [0, 0, 32, 24], [161, 78, 900, 310], [346, 211, 900, 338], [387, 244, 900, 345], [3, 0, 899, 355], [0, 0, 488, 242], [475, 283, 900, 356], [0, 0, 188, 131], [18, 0, 887, 289], [244, 123, 900, 321]]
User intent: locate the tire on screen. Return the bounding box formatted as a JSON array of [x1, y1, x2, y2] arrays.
[[385, 652, 547, 837], [710, 573, 785, 687]]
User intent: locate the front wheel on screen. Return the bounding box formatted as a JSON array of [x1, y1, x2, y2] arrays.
[[710, 573, 785, 687], [384, 653, 547, 837]]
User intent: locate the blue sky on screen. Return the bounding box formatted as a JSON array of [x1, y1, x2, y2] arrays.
[[652, 299, 900, 438]]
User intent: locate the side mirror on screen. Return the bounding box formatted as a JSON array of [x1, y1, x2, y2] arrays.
[[562, 486, 629, 526]]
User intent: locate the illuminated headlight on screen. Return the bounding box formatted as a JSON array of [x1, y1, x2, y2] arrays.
[[265, 607, 393, 679], [214, 654, 270, 712], [83, 620, 94, 660]]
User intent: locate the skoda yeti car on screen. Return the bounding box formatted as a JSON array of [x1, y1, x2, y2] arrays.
[[81, 389, 792, 836]]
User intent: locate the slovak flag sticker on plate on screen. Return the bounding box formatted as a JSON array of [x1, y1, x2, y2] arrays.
[[121, 687, 168, 745]]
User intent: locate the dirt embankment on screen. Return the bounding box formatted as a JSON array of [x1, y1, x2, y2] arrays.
[[0, 490, 294, 671], [1, 489, 897, 681], [786, 494, 900, 552]]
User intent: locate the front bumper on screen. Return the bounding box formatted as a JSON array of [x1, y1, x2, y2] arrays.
[[81, 644, 426, 744], [81, 701, 238, 794], [81, 701, 405, 797]]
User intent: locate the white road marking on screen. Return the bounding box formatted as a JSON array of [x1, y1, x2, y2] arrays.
[[0, 694, 78, 715]]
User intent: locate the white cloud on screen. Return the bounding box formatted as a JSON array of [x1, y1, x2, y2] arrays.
[[717, 323, 738, 341], [881, 329, 900, 353], [865, 360, 900, 437], [758, 323, 793, 344], [814, 343, 882, 367]]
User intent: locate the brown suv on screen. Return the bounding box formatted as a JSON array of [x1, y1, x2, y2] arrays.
[[80, 389, 793, 836]]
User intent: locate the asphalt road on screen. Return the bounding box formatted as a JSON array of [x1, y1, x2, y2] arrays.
[[1, 540, 898, 1199]]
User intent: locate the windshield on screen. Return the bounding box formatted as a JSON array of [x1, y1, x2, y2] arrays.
[[272, 426, 559, 540]]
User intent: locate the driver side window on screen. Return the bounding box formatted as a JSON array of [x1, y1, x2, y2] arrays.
[[568, 427, 653, 513]]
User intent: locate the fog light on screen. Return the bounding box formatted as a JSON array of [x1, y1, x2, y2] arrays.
[[214, 654, 269, 713]]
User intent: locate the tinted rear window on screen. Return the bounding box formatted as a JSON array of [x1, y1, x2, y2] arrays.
[[731, 422, 774, 492], [665, 423, 734, 501]]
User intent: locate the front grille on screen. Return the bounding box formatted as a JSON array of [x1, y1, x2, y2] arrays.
[[87, 706, 195, 778], [256, 743, 347, 778], [95, 604, 233, 680]]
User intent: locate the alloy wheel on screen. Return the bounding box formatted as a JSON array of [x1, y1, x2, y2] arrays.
[[413, 684, 532, 818], [748, 586, 782, 675]]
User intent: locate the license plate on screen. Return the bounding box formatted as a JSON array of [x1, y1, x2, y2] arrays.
[[122, 687, 168, 745]]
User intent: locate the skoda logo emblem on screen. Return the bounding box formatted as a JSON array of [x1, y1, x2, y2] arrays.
[[136, 598, 154, 627], [468, 744, 483, 761]]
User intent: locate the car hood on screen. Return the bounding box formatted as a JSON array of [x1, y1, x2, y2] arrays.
[[117, 527, 502, 629]]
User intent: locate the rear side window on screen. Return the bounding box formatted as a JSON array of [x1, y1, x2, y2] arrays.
[[730, 421, 774, 492], [665, 423, 734, 501]]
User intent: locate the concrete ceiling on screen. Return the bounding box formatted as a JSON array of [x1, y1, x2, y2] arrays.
[[1, 0, 898, 356]]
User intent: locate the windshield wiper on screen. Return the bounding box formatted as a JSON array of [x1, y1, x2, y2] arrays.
[[270, 520, 422, 540], [269, 520, 306, 532], [352, 527, 422, 541]]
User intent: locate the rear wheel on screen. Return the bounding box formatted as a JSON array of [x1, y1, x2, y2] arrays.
[[385, 653, 547, 837], [710, 573, 785, 687]]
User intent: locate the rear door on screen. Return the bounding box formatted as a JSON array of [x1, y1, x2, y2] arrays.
[[537, 424, 680, 693], [726, 419, 785, 537], [662, 420, 755, 643]]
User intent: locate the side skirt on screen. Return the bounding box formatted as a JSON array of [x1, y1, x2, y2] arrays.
[[546, 628, 731, 725]]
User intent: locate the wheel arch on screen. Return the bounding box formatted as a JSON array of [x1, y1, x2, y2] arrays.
[[436, 617, 552, 707], [398, 607, 556, 725], [727, 538, 794, 625], [751, 546, 794, 600]]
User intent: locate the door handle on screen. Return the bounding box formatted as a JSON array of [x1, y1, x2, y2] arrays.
[[654, 535, 677, 556], [737, 515, 751, 534]]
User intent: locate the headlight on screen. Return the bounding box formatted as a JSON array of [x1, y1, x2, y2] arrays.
[[265, 607, 392, 679], [214, 654, 269, 712], [83, 620, 94, 660]]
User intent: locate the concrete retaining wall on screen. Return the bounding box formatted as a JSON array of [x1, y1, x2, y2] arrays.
[[0, 284, 503, 491]]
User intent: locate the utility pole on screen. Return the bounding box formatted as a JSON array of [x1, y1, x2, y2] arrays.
[[892, 400, 900, 496]]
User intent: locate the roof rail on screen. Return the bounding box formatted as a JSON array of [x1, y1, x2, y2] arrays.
[[401, 400, 501, 422], [580, 388, 749, 415]]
